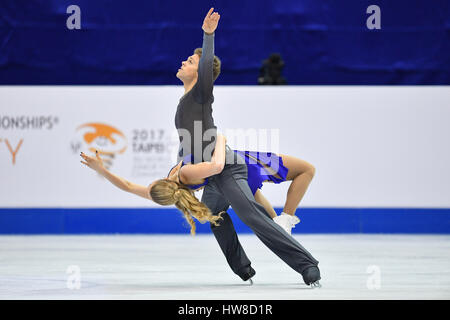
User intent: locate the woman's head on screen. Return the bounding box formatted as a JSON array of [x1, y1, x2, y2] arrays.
[[150, 178, 223, 235], [176, 48, 221, 83]]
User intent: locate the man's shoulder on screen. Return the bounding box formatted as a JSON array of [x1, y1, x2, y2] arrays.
[[191, 82, 215, 104], [178, 88, 196, 104]]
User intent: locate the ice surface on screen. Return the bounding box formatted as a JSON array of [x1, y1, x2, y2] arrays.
[[0, 234, 449, 299]]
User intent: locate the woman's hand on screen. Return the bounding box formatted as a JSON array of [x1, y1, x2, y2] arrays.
[[202, 7, 220, 35], [80, 150, 105, 173]]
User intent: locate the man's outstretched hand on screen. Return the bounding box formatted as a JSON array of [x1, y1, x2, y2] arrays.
[[202, 7, 220, 35]]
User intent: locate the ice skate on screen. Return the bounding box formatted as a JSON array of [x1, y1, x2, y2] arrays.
[[302, 266, 321, 288], [240, 265, 256, 285], [273, 212, 300, 235]]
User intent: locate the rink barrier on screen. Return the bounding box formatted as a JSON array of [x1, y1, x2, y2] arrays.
[[0, 207, 449, 234]]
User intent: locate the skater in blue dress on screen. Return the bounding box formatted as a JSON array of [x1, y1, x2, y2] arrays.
[[80, 133, 316, 236], [162, 134, 315, 235]]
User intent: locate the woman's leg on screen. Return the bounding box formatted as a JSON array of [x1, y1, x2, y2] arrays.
[[254, 189, 277, 219], [278, 154, 316, 215]]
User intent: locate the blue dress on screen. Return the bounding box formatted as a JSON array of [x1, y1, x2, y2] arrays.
[[168, 150, 289, 195], [233, 150, 289, 195]]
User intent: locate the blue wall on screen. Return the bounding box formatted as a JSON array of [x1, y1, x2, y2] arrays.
[[1, 208, 449, 234], [0, 0, 449, 85]]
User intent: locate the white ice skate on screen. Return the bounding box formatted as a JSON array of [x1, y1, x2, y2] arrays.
[[273, 212, 300, 235]]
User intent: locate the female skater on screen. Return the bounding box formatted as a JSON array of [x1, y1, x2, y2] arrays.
[[80, 133, 316, 236]]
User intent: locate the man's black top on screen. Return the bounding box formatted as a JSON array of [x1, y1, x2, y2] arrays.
[[174, 32, 217, 164]]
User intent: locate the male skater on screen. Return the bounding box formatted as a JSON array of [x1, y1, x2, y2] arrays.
[[174, 8, 321, 287]]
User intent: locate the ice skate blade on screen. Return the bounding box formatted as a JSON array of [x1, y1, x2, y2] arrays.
[[309, 280, 321, 288]]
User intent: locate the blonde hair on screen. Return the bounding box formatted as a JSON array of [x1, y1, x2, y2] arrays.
[[150, 179, 223, 235], [193, 48, 221, 81]]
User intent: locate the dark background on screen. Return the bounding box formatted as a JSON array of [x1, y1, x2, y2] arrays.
[[0, 0, 448, 85]]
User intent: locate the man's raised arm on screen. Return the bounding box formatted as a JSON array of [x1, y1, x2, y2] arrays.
[[196, 8, 220, 102]]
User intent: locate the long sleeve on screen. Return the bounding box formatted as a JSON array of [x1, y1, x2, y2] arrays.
[[193, 32, 215, 104]]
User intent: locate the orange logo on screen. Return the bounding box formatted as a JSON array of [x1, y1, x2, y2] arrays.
[[0, 138, 23, 165], [74, 122, 127, 169]]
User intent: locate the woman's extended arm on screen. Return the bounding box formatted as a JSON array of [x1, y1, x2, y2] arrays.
[[80, 151, 152, 200], [179, 133, 226, 182]]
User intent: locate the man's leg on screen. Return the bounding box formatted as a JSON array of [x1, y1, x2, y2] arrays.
[[215, 165, 321, 284], [201, 180, 255, 281]]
